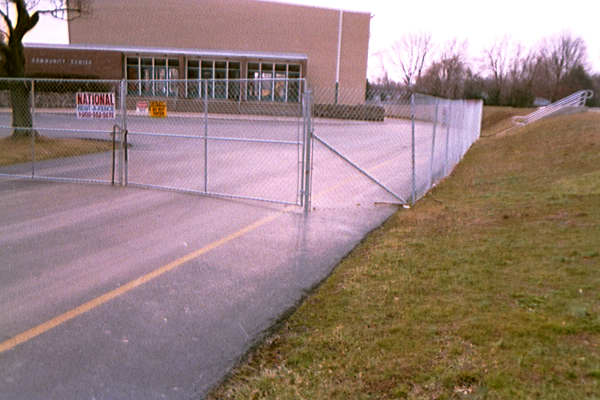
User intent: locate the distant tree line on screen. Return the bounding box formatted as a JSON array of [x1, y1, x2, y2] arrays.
[[368, 33, 600, 107]]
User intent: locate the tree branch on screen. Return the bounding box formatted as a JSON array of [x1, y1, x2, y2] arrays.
[[7, 0, 38, 43], [37, 6, 81, 20], [37, 0, 84, 20], [0, 8, 13, 37]]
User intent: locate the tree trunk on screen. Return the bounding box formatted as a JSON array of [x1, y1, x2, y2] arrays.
[[9, 80, 37, 138]]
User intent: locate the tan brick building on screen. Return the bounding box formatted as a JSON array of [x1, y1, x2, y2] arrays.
[[26, 0, 370, 105]]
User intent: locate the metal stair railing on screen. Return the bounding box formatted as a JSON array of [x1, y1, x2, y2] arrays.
[[513, 90, 594, 125]]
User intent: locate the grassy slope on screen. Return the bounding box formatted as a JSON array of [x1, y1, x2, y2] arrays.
[[0, 136, 113, 166], [209, 111, 600, 399], [480, 106, 535, 137]]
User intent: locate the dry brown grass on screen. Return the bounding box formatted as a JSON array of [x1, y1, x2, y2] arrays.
[[480, 106, 535, 137], [0, 136, 113, 166]]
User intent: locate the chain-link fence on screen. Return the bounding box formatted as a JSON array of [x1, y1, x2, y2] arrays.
[[308, 87, 482, 209], [0, 78, 482, 211], [0, 79, 124, 184], [411, 93, 483, 201]]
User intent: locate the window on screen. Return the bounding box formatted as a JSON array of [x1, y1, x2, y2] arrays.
[[126, 57, 139, 95], [130, 56, 303, 102], [246, 61, 301, 102], [125, 56, 181, 97], [141, 58, 153, 96], [187, 59, 243, 100], [261, 63, 273, 101], [201, 61, 213, 98], [228, 62, 241, 100], [214, 61, 227, 99], [288, 64, 301, 103], [187, 60, 200, 98], [247, 63, 260, 100], [154, 58, 167, 96], [168, 59, 179, 97], [274, 64, 287, 102]]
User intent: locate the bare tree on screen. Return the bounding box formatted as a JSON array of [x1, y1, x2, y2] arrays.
[[388, 32, 432, 91], [541, 33, 587, 101], [484, 38, 510, 105], [592, 74, 600, 107], [506, 45, 542, 106], [418, 40, 468, 99], [0, 0, 84, 138]]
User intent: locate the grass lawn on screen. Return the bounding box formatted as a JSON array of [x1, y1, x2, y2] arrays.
[[0, 135, 113, 167], [208, 110, 600, 399]]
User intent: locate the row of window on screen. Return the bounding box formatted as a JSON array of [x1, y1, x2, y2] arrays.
[[127, 57, 180, 97], [246, 63, 301, 102], [186, 60, 240, 100], [126, 57, 303, 102]]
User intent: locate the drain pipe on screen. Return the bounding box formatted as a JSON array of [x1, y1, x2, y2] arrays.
[[335, 9, 343, 104]]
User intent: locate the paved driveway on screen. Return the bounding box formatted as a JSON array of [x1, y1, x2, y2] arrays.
[[0, 178, 398, 399], [0, 115, 436, 399]]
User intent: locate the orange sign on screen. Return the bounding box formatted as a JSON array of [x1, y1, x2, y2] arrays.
[[149, 101, 167, 118]]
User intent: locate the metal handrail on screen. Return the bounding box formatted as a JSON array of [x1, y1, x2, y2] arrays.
[[514, 90, 594, 125]]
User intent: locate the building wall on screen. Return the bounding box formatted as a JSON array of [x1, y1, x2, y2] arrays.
[[25, 47, 122, 79], [67, 0, 370, 104], [338, 11, 371, 103], [23, 45, 308, 105]]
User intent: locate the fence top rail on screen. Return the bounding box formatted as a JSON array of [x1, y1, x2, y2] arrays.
[[0, 77, 123, 84], [0, 77, 307, 83]]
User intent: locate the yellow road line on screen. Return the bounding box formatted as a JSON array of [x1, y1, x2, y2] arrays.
[[1, 149, 407, 354], [0, 212, 282, 354]]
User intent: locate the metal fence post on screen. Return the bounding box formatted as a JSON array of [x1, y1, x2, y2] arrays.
[[111, 125, 116, 186], [444, 103, 452, 176], [302, 89, 313, 213], [476, 100, 483, 139], [301, 91, 306, 207], [120, 79, 127, 186], [298, 83, 305, 207], [204, 80, 209, 193], [410, 93, 416, 205], [30, 79, 35, 178], [429, 98, 439, 189]]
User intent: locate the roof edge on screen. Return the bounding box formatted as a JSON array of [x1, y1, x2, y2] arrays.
[[24, 43, 308, 61]]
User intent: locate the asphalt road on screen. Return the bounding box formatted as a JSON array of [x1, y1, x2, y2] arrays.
[[0, 114, 444, 399]]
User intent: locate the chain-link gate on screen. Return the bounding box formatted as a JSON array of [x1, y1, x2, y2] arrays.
[[123, 79, 308, 207]]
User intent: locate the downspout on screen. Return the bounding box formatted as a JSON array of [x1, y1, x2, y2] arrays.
[[335, 9, 343, 104]]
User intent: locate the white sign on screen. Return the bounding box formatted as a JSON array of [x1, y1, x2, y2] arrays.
[[136, 101, 149, 115], [76, 92, 116, 119]]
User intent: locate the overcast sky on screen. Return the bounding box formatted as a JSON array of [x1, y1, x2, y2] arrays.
[[22, 0, 600, 81]]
